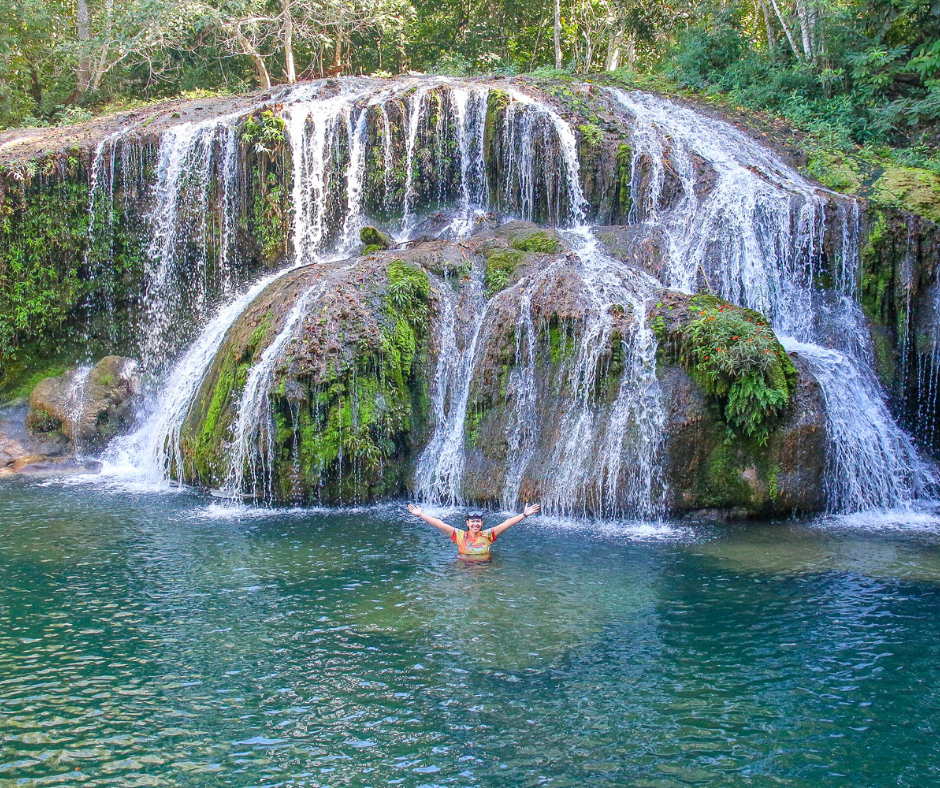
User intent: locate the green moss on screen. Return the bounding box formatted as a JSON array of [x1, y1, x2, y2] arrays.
[[465, 406, 485, 447], [360, 226, 392, 249], [617, 144, 633, 218], [859, 210, 893, 325], [578, 123, 604, 147], [805, 150, 862, 192], [0, 361, 68, 403], [548, 318, 575, 365], [0, 160, 146, 373], [485, 249, 524, 295], [873, 167, 940, 223], [363, 244, 385, 255], [509, 230, 561, 254], [700, 436, 752, 506]]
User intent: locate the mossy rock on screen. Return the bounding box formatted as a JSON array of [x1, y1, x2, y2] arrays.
[[651, 292, 797, 444], [484, 249, 525, 296], [873, 167, 940, 224], [178, 255, 433, 503], [360, 226, 393, 250]]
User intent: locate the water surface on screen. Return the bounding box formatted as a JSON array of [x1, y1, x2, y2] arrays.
[[2, 478, 940, 787]]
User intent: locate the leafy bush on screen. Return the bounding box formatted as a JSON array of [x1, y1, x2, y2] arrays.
[[240, 110, 286, 156], [680, 298, 796, 443]]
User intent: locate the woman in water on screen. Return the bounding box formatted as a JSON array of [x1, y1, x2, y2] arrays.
[[406, 503, 541, 558]]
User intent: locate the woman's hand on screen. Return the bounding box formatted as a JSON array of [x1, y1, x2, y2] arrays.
[[523, 502, 541, 517], [407, 503, 423, 516]]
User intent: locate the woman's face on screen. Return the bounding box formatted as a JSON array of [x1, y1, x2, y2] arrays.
[[466, 517, 483, 535]]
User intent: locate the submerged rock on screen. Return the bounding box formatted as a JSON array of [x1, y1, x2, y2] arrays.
[[27, 356, 140, 449]]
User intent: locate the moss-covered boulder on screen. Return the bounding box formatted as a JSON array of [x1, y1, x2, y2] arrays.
[[360, 225, 393, 251], [649, 292, 825, 515], [178, 254, 437, 503]]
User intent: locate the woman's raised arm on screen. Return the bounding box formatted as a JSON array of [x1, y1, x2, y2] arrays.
[[407, 503, 456, 537], [491, 502, 540, 537]]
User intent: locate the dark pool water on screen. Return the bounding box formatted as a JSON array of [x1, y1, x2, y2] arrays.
[[2, 477, 940, 787]]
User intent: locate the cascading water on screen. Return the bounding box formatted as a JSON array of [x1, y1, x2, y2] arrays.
[[413, 268, 490, 505], [104, 267, 303, 484], [222, 280, 329, 500], [611, 87, 932, 511], [143, 114, 243, 370], [89, 76, 933, 515], [539, 231, 666, 518]]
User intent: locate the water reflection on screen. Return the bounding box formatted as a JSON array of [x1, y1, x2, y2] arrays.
[[1, 479, 939, 786]]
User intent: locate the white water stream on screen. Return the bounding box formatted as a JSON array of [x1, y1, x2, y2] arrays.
[[611, 88, 932, 511], [91, 78, 933, 515]]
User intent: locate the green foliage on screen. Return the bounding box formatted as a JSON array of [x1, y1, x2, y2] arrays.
[[680, 296, 796, 443], [484, 249, 523, 295], [0, 164, 145, 370], [386, 259, 431, 312], [665, 0, 940, 161], [240, 110, 286, 156], [578, 123, 604, 147], [509, 231, 561, 254]]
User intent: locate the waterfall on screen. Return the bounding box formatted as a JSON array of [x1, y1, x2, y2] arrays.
[[499, 88, 588, 226], [414, 269, 490, 505], [400, 86, 431, 238], [103, 267, 302, 484], [65, 365, 93, 453], [83, 76, 934, 515], [447, 86, 490, 236], [143, 114, 242, 370], [611, 88, 931, 511], [222, 280, 329, 500], [540, 231, 666, 518]]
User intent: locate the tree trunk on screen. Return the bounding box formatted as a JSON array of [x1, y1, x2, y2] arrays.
[[554, 0, 562, 69], [758, 0, 775, 48], [795, 0, 814, 61], [231, 26, 272, 88], [767, 0, 802, 60], [91, 0, 114, 91], [626, 31, 636, 66], [76, 0, 92, 94], [605, 25, 622, 71], [28, 64, 43, 113], [282, 0, 296, 82]]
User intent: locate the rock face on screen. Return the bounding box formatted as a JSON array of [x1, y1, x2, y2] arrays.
[[27, 356, 139, 449], [179, 224, 828, 515], [0, 401, 102, 476]]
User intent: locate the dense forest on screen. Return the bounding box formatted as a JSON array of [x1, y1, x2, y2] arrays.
[[1, 0, 938, 165]]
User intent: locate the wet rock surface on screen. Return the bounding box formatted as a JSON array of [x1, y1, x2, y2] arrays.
[[0, 401, 101, 476], [180, 223, 830, 515], [27, 356, 140, 449]]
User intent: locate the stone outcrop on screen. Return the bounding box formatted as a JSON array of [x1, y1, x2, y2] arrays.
[[179, 225, 828, 515], [27, 355, 139, 449], [0, 401, 101, 476]]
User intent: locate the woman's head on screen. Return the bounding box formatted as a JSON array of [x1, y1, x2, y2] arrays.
[[465, 510, 483, 533]]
